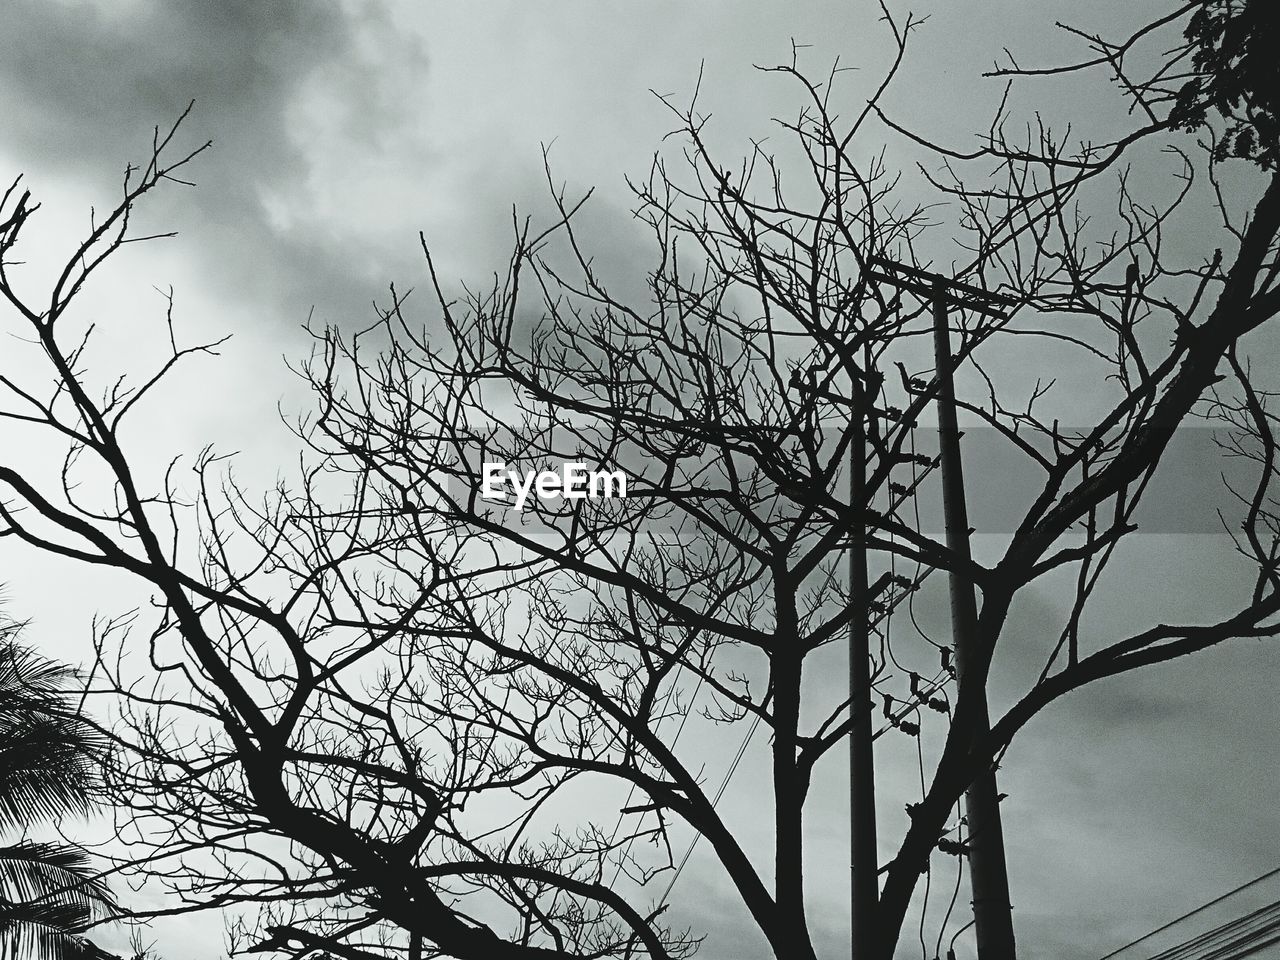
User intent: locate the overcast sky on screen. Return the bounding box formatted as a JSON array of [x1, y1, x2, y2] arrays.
[[0, 2, 1276, 959]]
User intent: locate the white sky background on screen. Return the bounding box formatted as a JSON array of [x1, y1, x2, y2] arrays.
[[0, 2, 1277, 959]]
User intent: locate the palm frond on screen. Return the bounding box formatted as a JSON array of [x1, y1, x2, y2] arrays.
[[0, 612, 118, 960], [0, 842, 117, 960], [0, 727, 99, 829], [0, 634, 81, 701], [0, 841, 116, 913], [0, 897, 119, 960], [0, 635, 104, 832]]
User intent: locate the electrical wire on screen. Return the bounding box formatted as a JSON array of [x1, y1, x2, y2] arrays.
[[655, 709, 764, 908], [605, 659, 709, 889], [937, 819, 967, 960], [1097, 866, 1280, 960], [1153, 901, 1280, 960]]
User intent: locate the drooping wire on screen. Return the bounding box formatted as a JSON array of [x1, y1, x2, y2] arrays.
[[605, 656, 709, 889], [937, 816, 968, 960], [948, 919, 975, 960], [655, 709, 764, 908], [917, 708, 932, 958]]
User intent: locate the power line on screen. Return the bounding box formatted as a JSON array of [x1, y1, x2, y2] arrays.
[[656, 710, 763, 908], [1157, 901, 1280, 960], [605, 669, 708, 888], [1098, 867, 1280, 960]]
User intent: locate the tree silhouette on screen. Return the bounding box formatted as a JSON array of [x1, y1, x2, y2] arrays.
[[0, 614, 115, 960], [0, 5, 1277, 960], [1170, 0, 1279, 168]]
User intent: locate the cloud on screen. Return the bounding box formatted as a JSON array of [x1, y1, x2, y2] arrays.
[[0, 0, 431, 333], [3, 5, 1277, 959]]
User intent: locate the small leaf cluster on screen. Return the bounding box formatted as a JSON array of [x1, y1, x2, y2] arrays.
[[1172, 0, 1279, 169]]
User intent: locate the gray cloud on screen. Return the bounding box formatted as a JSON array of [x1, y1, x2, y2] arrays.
[[0, 0, 430, 333], [2, 4, 1277, 960]]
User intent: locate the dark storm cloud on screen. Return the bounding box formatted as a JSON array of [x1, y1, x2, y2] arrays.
[[0, 0, 429, 331]]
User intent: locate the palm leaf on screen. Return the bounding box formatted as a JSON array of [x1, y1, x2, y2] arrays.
[[0, 842, 115, 912], [0, 841, 117, 960], [0, 898, 118, 960], [0, 636, 104, 832], [0, 614, 117, 959]]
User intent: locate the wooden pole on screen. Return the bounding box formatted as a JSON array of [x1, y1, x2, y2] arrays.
[[932, 281, 1017, 960], [849, 375, 878, 959]]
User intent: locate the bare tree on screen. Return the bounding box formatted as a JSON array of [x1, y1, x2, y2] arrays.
[[0, 5, 1276, 960]]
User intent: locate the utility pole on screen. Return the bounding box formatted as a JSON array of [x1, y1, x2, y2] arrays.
[[848, 375, 877, 960], [866, 257, 1019, 960], [789, 367, 877, 960]]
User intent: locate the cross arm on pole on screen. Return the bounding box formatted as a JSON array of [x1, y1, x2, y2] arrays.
[[866, 255, 1018, 319]]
